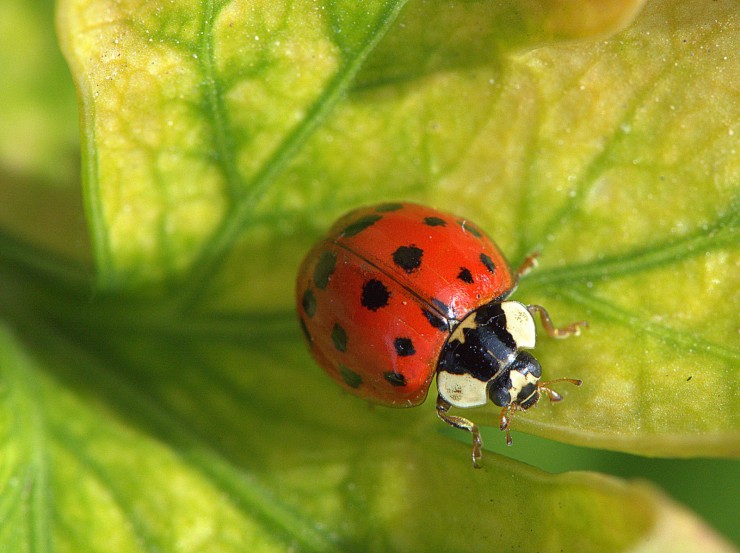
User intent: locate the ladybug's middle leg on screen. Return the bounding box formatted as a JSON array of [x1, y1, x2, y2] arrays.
[[436, 396, 483, 468]]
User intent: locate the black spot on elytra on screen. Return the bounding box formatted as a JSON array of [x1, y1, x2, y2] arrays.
[[422, 308, 449, 331], [313, 251, 337, 289], [394, 337, 415, 357], [457, 267, 474, 284], [423, 216, 447, 227], [480, 253, 496, 274], [331, 324, 347, 351], [375, 203, 404, 212], [299, 318, 312, 343], [392, 245, 423, 273], [331, 323, 347, 352], [459, 220, 482, 237], [302, 289, 316, 317], [339, 365, 363, 388], [384, 371, 407, 387], [342, 215, 382, 237], [361, 279, 390, 311]]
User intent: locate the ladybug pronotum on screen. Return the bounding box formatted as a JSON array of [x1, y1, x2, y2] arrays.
[[296, 202, 586, 467]]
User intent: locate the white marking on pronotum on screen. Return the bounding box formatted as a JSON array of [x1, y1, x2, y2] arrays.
[[448, 315, 478, 345], [437, 372, 489, 408], [501, 301, 536, 349]]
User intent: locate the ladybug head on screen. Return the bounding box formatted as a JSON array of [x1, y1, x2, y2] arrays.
[[488, 351, 542, 410], [491, 351, 582, 446]]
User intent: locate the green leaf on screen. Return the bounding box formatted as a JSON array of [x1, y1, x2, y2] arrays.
[[0, 321, 734, 552], [54, 0, 650, 292], [58, 0, 738, 455], [0, 328, 52, 552], [1, 0, 737, 550]]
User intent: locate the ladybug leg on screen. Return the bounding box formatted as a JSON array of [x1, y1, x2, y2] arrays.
[[526, 304, 588, 339], [498, 406, 515, 446], [436, 396, 483, 468], [515, 252, 540, 279]]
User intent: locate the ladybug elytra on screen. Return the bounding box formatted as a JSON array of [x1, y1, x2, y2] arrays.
[[296, 202, 585, 467]]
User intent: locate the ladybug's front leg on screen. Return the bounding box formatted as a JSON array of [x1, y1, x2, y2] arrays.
[[498, 405, 515, 446], [436, 396, 483, 468], [526, 304, 588, 339]]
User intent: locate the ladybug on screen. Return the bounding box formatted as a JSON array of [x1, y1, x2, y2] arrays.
[[296, 202, 586, 467]]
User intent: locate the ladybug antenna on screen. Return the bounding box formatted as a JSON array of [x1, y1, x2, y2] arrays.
[[537, 378, 582, 403]]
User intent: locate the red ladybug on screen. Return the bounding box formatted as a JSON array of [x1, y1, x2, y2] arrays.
[[296, 202, 585, 467]]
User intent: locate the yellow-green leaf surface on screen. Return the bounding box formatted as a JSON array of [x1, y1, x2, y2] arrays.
[[58, 0, 648, 289], [57, 0, 738, 453], [0, 0, 737, 550]]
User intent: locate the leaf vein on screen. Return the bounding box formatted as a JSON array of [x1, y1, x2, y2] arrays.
[[526, 206, 739, 285], [560, 288, 739, 362], [180, 1, 410, 309]]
